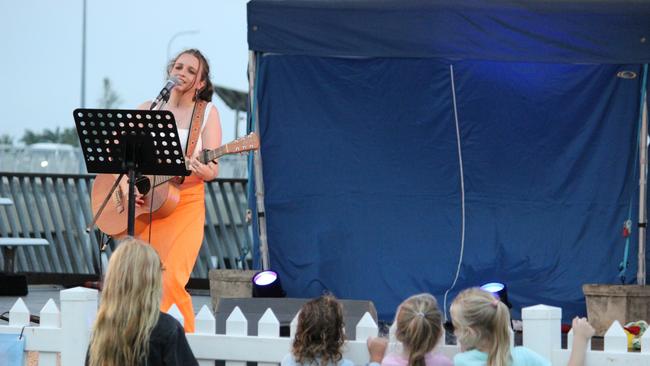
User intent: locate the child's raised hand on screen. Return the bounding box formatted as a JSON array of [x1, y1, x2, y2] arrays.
[[572, 317, 595, 342], [567, 317, 595, 366], [367, 336, 388, 363]]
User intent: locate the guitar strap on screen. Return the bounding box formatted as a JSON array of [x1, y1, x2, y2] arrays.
[[185, 100, 208, 159], [172, 99, 207, 185]]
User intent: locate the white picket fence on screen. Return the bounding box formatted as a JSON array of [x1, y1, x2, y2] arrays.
[[1, 288, 650, 365]]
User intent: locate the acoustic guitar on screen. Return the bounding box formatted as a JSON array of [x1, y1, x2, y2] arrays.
[[91, 132, 259, 237]]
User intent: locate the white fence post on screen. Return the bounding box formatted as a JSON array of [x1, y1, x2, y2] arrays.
[[194, 305, 216, 366], [258, 308, 280, 338], [9, 298, 30, 327], [226, 306, 247, 366], [604, 320, 627, 352], [60, 287, 98, 366], [343, 312, 379, 365], [522, 304, 561, 361], [195, 305, 216, 334], [290, 310, 300, 339], [38, 299, 61, 366], [355, 312, 378, 341], [39, 299, 60, 328], [167, 304, 184, 327], [258, 308, 281, 366]]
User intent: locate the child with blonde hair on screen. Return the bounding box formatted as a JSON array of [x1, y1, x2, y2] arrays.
[[381, 293, 452, 366], [451, 287, 594, 366], [282, 294, 352, 366], [86, 237, 197, 366]]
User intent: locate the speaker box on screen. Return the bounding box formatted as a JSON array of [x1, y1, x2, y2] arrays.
[[0, 274, 28, 296], [214, 297, 377, 338]]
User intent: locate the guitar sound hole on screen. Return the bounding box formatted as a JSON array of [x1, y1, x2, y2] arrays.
[[135, 176, 151, 196]]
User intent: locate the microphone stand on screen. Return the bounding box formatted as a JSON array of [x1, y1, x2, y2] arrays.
[[123, 98, 169, 236], [149, 77, 177, 110], [142, 99, 168, 242]]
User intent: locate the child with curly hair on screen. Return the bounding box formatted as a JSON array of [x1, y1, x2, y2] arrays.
[[282, 294, 352, 366]]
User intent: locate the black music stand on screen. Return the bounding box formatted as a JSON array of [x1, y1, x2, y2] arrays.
[[73, 108, 189, 236]]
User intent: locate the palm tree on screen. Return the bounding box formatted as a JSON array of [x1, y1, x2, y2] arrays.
[[20, 127, 79, 146], [41, 127, 62, 143], [60, 127, 80, 146], [20, 130, 40, 145]]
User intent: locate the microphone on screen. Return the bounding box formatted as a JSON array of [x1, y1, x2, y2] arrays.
[[150, 76, 179, 110]]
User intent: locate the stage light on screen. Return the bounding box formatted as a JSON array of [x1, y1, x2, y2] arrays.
[[616, 70, 637, 79], [252, 270, 286, 298], [480, 282, 512, 308]]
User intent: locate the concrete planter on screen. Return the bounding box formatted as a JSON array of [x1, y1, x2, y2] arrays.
[[209, 269, 258, 312], [582, 284, 650, 335]]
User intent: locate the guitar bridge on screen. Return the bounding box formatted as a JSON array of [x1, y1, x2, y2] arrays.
[[114, 186, 124, 214]]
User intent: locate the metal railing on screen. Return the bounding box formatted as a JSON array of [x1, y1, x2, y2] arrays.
[[0, 172, 253, 278]]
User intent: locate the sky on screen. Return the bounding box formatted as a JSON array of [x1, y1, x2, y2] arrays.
[[0, 0, 249, 144]]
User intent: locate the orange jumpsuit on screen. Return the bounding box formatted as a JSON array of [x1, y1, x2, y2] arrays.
[[137, 176, 205, 332], [137, 102, 219, 333]]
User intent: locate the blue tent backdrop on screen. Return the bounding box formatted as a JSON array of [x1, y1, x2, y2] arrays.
[[247, 0, 650, 321]]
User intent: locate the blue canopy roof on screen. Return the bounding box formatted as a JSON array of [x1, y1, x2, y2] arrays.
[[248, 0, 650, 63]]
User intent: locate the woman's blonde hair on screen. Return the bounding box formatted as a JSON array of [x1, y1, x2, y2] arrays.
[[394, 293, 444, 366], [451, 288, 512, 366], [292, 294, 346, 365], [87, 237, 163, 366]]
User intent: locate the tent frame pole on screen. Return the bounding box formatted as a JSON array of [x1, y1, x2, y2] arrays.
[[248, 50, 271, 270], [638, 93, 648, 286]]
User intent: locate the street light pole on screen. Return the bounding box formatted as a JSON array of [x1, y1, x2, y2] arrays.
[[166, 30, 200, 61], [80, 0, 87, 107]]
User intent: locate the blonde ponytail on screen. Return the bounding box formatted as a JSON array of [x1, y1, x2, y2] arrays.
[[487, 300, 511, 366], [394, 293, 443, 366], [451, 288, 512, 366]]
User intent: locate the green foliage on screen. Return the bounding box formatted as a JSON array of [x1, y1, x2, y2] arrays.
[[20, 127, 80, 147], [0, 134, 13, 145]]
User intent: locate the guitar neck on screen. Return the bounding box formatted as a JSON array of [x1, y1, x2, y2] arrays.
[[150, 149, 225, 187], [150, 133, 258, 186], [198, 145, 227, 164]]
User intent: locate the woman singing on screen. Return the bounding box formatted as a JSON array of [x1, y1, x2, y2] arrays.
[[135, 48, 222, 333]]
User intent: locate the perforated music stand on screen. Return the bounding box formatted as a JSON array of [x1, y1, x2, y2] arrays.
[[73, 108, 189, 236]]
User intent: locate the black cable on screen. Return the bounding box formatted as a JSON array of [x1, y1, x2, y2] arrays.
[[99, 231, 106, 275], [0, 312, 40, 324], [148, 178, 155, 243]]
